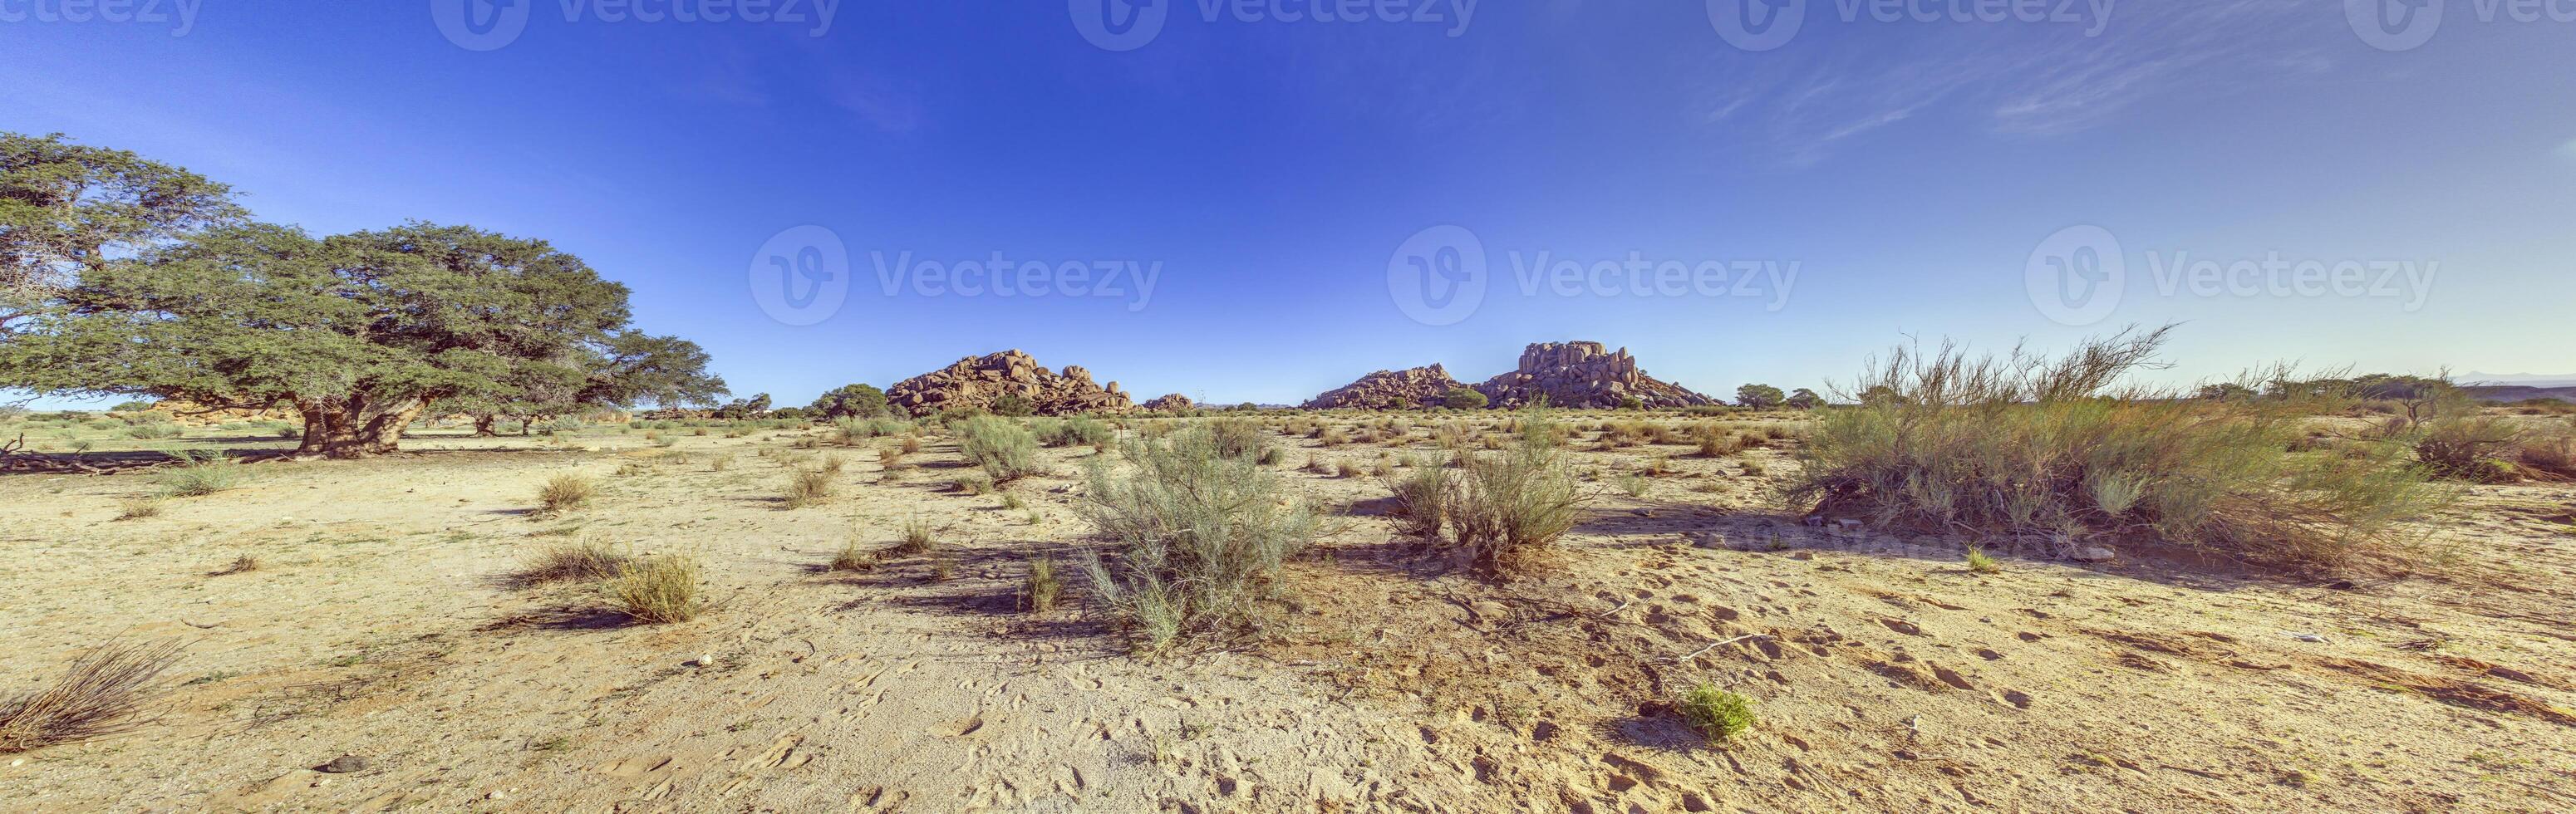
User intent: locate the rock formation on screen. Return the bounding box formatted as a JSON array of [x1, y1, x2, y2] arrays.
[[1142, 394, 1195, 412], [887, 351, 1133, 416], [1303, 365, 1465, 410], [1472, 342, 1713, 409]]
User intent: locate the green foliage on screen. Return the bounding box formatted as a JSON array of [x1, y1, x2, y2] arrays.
[[1790, 327, 2435, 570], [1079, 426, 1325, 653], [155, 451, 247, 498], [809, 383, 889, 419], [1677, 684, 1754, 745], [956, 415, 1043, 483], [1785, 388, 1823, 409], [107, 400, 156, 413], [1735, 384, 1787, 409], [1036, 415, 1115, 448], [2, 132, 244, 334], [991, 393, 1037, 418], [1441, 387, 1488, 410]]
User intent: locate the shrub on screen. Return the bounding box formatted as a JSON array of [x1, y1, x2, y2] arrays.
[[1021, 557, 1062, 612], [1208, 418, 1269, 461], [1449, 429, 1584, 575], [1964, 547, 2001, 574], [957, 416, 1043, 483], [156, 453, 247, 498], [607, 554, 703, 623], [892, 518, 937, 556], [1789, 327, 2435, 570], [518, 537, 627, 584], [0, 640, 184, 754], [2413, 416, 2524, 483], [1384, 454, 1459, 539], [2516, 419, 2576, 479], [536, 473, 597, 512], [123, 423, 182, 440], [1442, 387, 1488, 410], [953, 474, 993, 495], [991, 393, 1037, 417], [829, 539, 876, 572], [114, 498, 161, 522], [1039, 415, 1116, 449], [1676, 684, 1754, 745], [782, 468, 835, 508], [1079, 426, 1325, 652]]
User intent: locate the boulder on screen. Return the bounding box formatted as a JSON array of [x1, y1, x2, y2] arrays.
[[1304, 365, 1464, 410], [887, 351, 1135, 417], [1472, 342, 1713, 409]]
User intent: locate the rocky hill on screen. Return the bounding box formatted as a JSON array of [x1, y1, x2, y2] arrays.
[[1303, 365, 1465, 409], [1472, 342, 1713, 409], [1141, 394, 1195, 412], [887, 351, 1133, 416]]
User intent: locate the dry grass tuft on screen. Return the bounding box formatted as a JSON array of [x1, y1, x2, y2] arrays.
[[607, 553, 703, 623], [517, 537, 627, 585], [782, 468, 835, 508], [537, 473, 598, 513], [0, 640, 184, 754]]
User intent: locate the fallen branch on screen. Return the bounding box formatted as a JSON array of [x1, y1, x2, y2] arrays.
[[1671, 634, 1775, 664]]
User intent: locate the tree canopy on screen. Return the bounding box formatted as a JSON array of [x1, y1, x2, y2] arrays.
[[2, 219, 721, 457], [2, 132, 243, 334], [1736, 384, 1787, 409], [809, 383, 889, 419]]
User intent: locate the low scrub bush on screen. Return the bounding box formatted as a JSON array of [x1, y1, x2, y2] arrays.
[[782, 468, 835, 508], [156, 453, 248, 498], [1676, 683, 1754, 745], [536, 473, 597, 512], [957, 416, 1043, 483], [607, 553, 703, 623], [518, 537, 627, 584], [1037, 415, 1116, 449], [1790, 327, 2434, 570], [1079, 426, 1325, 652]]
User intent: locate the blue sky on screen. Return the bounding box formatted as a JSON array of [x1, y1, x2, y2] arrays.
[[5, 1, 2571, 408]]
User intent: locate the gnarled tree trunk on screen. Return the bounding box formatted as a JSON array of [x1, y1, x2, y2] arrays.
[[473, 414, 498, 437], [294, 395, 433, 458]]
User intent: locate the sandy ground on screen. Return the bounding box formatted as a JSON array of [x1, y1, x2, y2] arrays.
[[2, 417, 2572, 812]]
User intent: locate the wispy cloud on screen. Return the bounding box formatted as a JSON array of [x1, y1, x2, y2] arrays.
[[1694, 0, 2340, 165]]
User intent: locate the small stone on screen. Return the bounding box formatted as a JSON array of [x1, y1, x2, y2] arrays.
[[687, 654, 715, 667], [315, 755, 369, 773], [2068, 547, 2117, 562]]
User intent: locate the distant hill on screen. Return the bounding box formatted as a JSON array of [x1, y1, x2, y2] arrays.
[[2464, 385, 2576, 404], [2462, 373, 2576, 388]]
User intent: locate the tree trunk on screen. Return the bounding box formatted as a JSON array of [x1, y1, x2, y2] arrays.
[[290, 395, 430, 458], [474, 414, 498, 437]]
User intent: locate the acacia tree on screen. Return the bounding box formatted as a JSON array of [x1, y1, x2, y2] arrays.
[[1785, 388, 1823, 409], [809, 383, 889, 419], [2, 221, 688, 458], [1736, 384, 1787, 409], [1, 132, 243, 335], [445, 332, 728, 434]]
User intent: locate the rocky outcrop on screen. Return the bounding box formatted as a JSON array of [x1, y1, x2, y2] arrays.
[[887, 351, 1133, 417], [1304, 365, 1465, 410], [1473, 342, 1713, 409], [1142, 394, 1195, 412]]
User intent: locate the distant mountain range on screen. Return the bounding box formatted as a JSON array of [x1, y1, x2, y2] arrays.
[[2460, 373, 2576, 388]]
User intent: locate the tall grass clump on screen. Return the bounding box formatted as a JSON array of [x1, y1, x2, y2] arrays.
[[957, 415, 1044, 483], [1078, 426, 1325, 653], [1789, 326, 2435, 570], [517, 537, 627, 585], [607, 553, 704, 623], [536, 473, 597, 512], [155, 451, 248, 498], [1386, 408, 1585, 575], [781, 468, 835, 508], [1384, 454, 1459, 539], [0, 640, 184, 754]]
